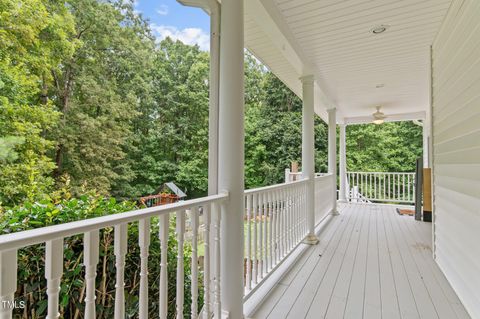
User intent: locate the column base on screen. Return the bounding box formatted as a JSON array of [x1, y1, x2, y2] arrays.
[[330, 209, 340, 216], [303, 234, 319, 245]]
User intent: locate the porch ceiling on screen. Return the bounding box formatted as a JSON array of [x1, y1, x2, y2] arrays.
[[245, 0, 453, 123]]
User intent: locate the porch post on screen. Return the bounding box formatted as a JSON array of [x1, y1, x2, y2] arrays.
[[218, 0, 244, 317], [208, 0, 220, 196], [338, 124, 347, 202], [301, 75, 318, 245], [327, 108, 339, 215]]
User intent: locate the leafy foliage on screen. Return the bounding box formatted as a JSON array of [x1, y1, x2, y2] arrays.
[[0, 0, 75, 205], [0, 188, 199, 318], [346, 121, 422, 172], [127, 38, 210, 198]]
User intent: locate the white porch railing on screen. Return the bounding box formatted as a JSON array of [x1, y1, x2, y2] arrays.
[[314, 174, 334, 225], [0, 193, 228, 319], [347, 172, 415, 204], [243, 179, 308, 296], [0, 177, 336, 318]]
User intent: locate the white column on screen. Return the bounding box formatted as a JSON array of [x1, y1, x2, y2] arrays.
[[339, 124, 347, 202], [218, 0, 244, 317], [301, 75, 318, 245], [327, 108, 339, 215], [208, 0, 220, 196]]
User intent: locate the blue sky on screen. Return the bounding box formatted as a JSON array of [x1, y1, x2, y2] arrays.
[[134, 0, 211, 50]]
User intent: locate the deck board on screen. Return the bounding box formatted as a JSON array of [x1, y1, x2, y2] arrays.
[[250, 203, 471, 319]]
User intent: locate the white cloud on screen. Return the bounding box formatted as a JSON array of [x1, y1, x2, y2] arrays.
[[150, 24, 210, 51], [156, 4, 169, 16]]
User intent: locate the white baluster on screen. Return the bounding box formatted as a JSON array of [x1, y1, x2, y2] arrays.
[[114, 223, 128, 319], [294, 186, 301, 244], [290, 187, 295, 245], [262, 192, 268, 276], [383, 174, 386, 200], [159, 214, 169, 319], [407, 174, 411, 202], [45, 239, 63, 319], [84, 230, 99, 319], [138, 218, 150, 319], [269, 191, 274, 269], [388, 174, 391, 200], [252, 193, 258, 285], [203, 205, 211, 319], [290, 187, 294, 249], [403, 174, 406, 201], [246, 195, 252, 291], [258, 193, 263, 279], [278, 190, 283, 260], [214, 203, 222, 319], [398, 174, 401, 200], [0, 249, 17, 319], [176, 211, 185, 319], [190, 208, 199, 318], [276, 190, 281, 264]]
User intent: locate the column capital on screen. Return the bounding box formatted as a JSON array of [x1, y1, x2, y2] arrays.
[[300, 74, 315, 84], [326, 107, 337, 114]]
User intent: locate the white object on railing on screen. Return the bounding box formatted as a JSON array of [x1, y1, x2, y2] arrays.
[[243, 179, 308, 297], [0, 193, 228, 319], [284, 169, 303, 183], [347, 172, 415, 203]]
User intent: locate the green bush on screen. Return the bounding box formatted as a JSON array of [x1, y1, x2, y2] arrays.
[[0, 193, 201, 318]]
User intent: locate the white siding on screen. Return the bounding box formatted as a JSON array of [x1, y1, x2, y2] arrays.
[[432, 1, 480, 318]]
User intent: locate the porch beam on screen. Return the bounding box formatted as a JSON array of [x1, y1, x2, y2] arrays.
[[328, 108, 339, 215], [339, 124, 347, 202], [301, 75, 318, 245], [218, 0, 244, 317]]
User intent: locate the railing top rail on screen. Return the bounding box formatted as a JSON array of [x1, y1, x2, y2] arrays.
[[0, 192, 229, 252], [315, 173, 333, 180], [347, 171, 415, 174], [244, 177, 309, 195]]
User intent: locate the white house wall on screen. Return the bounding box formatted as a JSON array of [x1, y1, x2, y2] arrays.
[[432, 0, 480, 318]]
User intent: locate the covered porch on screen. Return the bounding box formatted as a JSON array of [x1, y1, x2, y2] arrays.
[[248, 203, 469, 319], [1, 0, 479, 318]]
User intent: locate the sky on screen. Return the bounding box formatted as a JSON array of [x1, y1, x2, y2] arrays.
[[135, 0, 211, 51]]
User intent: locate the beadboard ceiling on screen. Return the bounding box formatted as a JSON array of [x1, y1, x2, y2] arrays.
[[245, 0, 453, 122]]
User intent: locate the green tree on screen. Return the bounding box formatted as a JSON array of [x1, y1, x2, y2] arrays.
[[128, 38, 210, 198], [50, 0, 155, 196], [346, 121, 423, 172], [0, 0, 76, 205]]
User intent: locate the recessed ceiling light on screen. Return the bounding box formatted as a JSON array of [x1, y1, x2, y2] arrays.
[[371, 25, 389, 34]]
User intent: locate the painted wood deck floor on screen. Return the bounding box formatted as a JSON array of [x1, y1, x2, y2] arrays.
[[251, 203, 470, 319]]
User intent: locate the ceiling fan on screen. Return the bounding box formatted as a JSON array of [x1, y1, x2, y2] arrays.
[[372, 106, 386, 124]]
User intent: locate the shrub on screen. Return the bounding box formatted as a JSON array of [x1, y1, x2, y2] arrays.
[[0, 193, 201, 318]]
